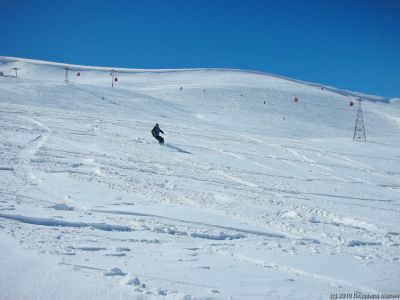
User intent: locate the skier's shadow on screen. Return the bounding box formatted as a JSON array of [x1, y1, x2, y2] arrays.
[[164, 143, 192, 154]]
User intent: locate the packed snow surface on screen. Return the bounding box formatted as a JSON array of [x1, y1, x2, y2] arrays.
[[1, 57, 399, 299]]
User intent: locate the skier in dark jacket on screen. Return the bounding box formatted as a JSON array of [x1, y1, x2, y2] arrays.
[[151, 123, 164, 144]]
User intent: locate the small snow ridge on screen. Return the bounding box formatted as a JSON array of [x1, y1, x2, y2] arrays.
[[105, 253, 126, 257], [190, 231, 245, 240], [102, 267, 126, 276], [308, 214, 384, 234], [387, 232, 400, 236], [298, 238, 320, 244], [347, 240, 382, 247], [0, 213, 132, 231], [332, 217, 384, 234], [152, 225, 245, 240], [216, 170, 258, 188], [115, 247, 130, 251], [75, 246, 106, 251], [0, 167, 14, 171]]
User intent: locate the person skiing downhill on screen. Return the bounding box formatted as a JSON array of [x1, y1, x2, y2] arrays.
[[151, 123, 164, 144]]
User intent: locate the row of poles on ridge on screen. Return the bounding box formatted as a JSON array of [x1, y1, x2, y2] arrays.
[[64, 68, 118, 87], [2, 66, 367, 142]]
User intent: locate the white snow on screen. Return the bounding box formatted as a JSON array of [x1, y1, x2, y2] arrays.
[[0, 56, 399, 299]]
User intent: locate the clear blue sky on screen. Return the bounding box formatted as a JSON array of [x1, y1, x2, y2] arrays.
[[1, 0, 399, 98]]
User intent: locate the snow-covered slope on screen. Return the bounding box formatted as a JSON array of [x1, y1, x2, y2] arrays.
[[1, 57, 399, 300]]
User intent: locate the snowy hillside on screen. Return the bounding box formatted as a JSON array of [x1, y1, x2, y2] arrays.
[[1, 57, 399, 300]]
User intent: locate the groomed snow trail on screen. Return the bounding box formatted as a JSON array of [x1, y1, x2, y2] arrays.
[[0, 57, 399, 300]]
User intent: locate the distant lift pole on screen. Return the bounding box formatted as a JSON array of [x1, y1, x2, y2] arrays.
[[12, 67, 20, 78], [64, 68, 70, 84], [353, 98, 367, 142]]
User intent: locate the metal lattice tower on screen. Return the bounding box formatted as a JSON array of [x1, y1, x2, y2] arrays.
[[353, 98, 366, 142], [64, 68, 70, 84], [110, 70, 115, 88]]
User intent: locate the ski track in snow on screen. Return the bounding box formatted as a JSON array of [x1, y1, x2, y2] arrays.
[[1, 58, 400, 299]]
